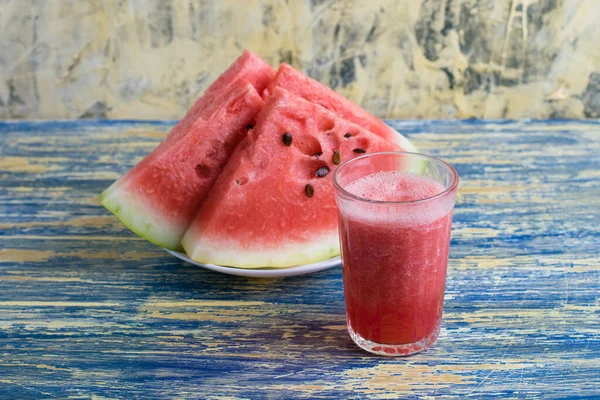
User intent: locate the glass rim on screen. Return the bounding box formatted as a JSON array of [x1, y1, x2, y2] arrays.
[[332, 151, 459, 205]]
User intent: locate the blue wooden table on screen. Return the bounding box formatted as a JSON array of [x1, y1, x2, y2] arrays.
[[1, 120, 599, 398]]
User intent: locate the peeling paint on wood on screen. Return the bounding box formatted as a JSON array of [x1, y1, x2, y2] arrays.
[[0, 120, 599, 397]]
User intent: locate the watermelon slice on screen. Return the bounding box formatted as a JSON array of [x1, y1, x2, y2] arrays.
[[100, 83, 264, 250], [101, 50, 274, 216], [167, 49, 275, 142], [181, 88, 406, 268], [262, 63, 416, 151]]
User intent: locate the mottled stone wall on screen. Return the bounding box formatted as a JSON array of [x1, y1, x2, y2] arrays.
[[1, 0, 599, 120]]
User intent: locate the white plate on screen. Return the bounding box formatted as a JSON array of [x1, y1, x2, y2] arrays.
[[164, 249, 341, 278]]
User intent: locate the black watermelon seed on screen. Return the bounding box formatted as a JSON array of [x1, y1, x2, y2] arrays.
[[282, 133, 293, 146], [313, 151, 323, 158], [344, 132, 352, 138], [246, 124, 254, 130], [305, 184, 315, 198], [316, 166, 330, 178], [353, 148, 367, 154], [332, 150, 341, 165]]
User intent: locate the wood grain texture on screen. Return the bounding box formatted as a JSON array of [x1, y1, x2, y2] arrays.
[[0, 120, 599, 398]]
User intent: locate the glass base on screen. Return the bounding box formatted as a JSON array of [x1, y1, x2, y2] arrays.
[[348, 322, 441, 356]]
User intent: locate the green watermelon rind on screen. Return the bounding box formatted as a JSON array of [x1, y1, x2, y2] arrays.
[[388, 127, 430, 175], [100, 187, 184, 251], [389, 127, 418, 154], [182, 233, 340, 269]]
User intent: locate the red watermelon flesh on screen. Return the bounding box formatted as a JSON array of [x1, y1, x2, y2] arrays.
[[105, 50, 274, 197], [262, 63, 417, 151], [100, 83, 264, 250], [181, 88, 403, 268], [167, 50, 275, 142]]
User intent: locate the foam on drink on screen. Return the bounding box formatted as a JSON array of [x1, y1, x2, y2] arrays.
[[340, 171, 454, 226], [345, 171, 444, 202]]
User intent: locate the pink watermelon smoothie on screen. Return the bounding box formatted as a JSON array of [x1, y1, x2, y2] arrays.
[[338, 171, 453, 346]]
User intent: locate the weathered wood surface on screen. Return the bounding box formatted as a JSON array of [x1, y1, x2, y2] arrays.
[[0, 120, 598, 398]]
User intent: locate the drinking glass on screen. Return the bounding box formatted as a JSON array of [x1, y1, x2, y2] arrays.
[[333, 152, 459, 356]]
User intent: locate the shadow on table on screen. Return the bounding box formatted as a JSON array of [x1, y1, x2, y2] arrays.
[[126, 254, 376, 357]]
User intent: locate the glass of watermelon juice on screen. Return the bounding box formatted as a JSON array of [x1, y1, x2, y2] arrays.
[[333, 152, 459, 356]]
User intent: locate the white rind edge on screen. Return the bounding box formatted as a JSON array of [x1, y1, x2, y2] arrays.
[[101, 184, 183, 250], [181, 231, 341, 269], [165, 249, 341, 278], [388, 127, 428, 173], [389, 127, 419, 153]]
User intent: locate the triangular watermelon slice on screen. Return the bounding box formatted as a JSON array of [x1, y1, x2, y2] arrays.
[[263, 63, 416, 151], [100, 83, 264, 250], [167, 49, 275, 142], [101, 52, 274, 201], [181, 88, 406, 268]]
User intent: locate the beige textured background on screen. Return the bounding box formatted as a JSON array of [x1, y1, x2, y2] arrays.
[[1, 0, 600, 120]]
